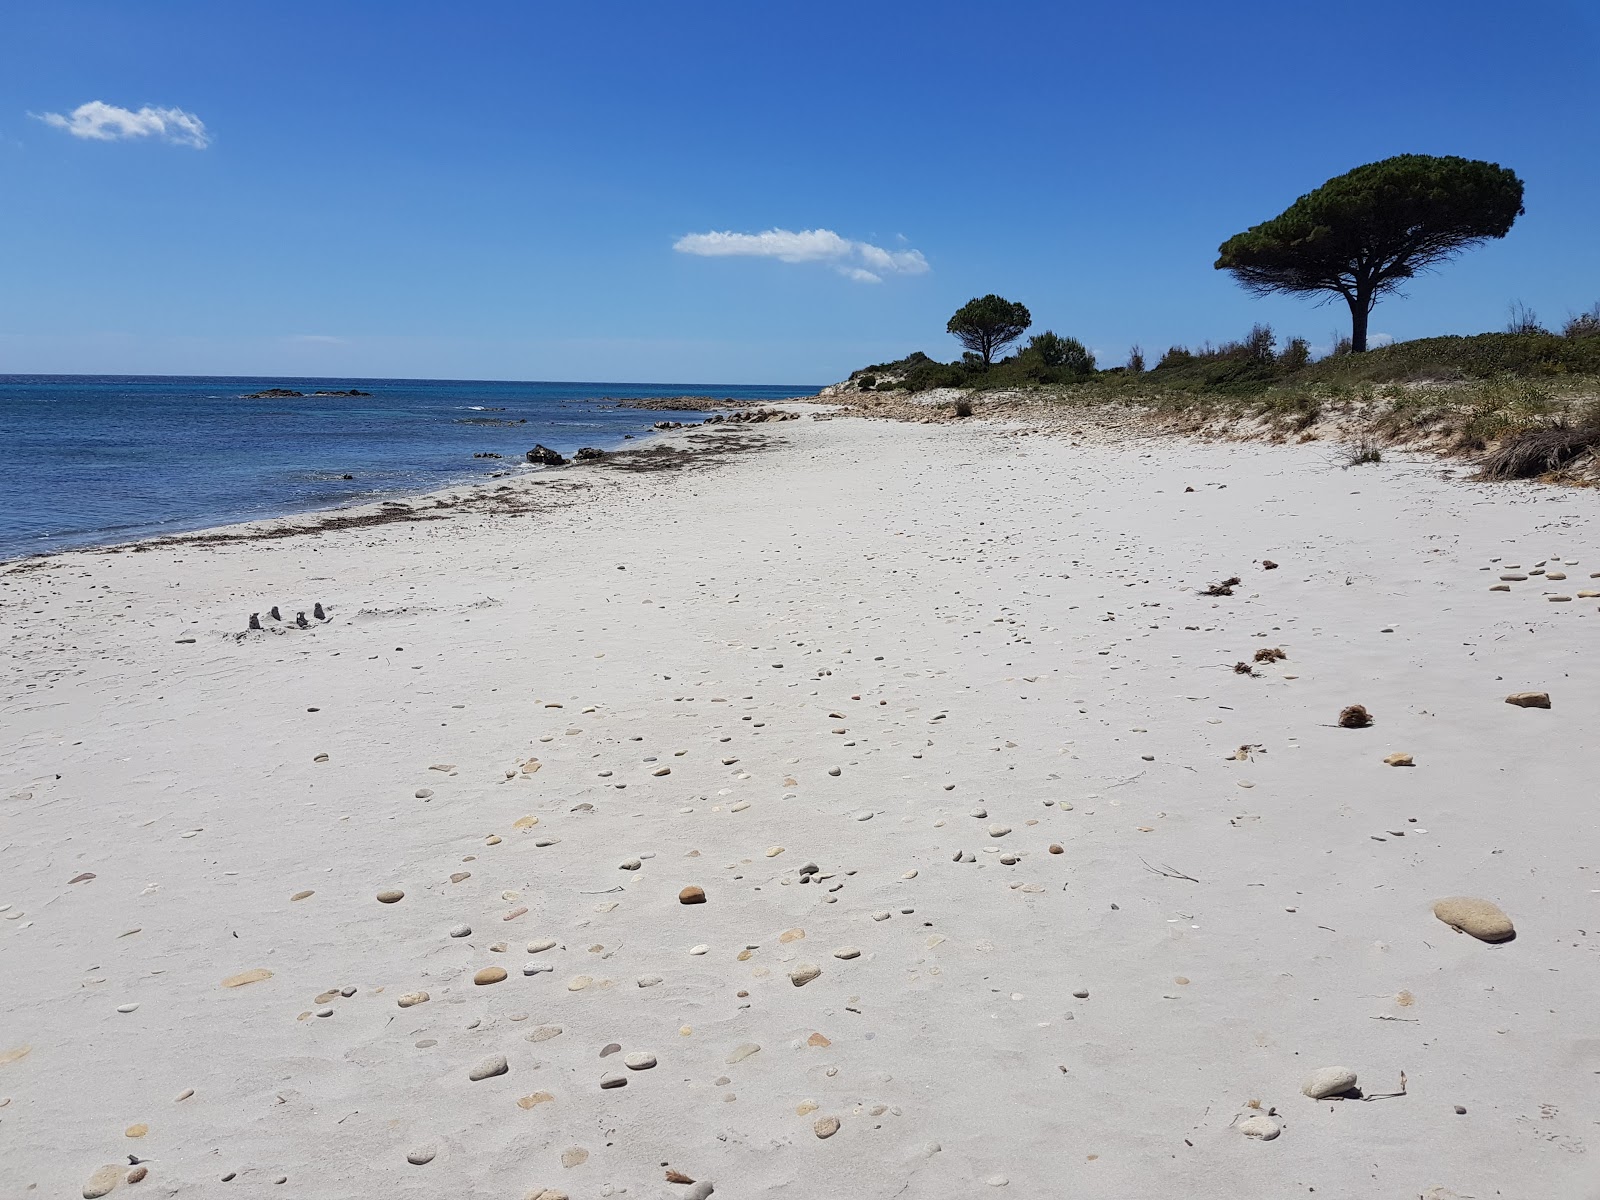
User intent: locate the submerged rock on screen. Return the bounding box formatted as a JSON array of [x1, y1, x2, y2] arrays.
[[527, 444, 569, 466]]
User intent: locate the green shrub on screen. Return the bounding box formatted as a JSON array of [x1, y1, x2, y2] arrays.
[[1296, 331, 1600, 382], [1280, 337, 1312, 372], [1023, 331, 1095, 374]]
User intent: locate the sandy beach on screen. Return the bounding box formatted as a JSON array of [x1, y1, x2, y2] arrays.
[[3, 409, 1596, 1199]]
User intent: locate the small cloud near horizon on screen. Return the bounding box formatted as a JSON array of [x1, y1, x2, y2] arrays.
[[32, 101, 210, 148], [673, 227, 929, 283]]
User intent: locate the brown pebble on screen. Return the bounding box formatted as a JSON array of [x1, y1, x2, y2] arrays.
[[679, 885, 706, 905], [1048, 844, 1063, 854], [474, 967, 508, 985], [1505, 691, 1551, 709], [376, 889, 405, 903], [127, 1166, 148, 1184]]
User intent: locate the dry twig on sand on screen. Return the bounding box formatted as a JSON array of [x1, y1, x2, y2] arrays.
[[1142, 858, 1200, 883]]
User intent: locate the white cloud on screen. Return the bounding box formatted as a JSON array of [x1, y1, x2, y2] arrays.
[[33, 101, 210, 148], [673, 227, 929, 282]]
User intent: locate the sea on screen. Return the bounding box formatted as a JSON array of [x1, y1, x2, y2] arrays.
[[0, 375, 817, 560]]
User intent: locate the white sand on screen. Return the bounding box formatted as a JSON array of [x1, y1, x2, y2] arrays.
[[3, 414, 1596, 1199]]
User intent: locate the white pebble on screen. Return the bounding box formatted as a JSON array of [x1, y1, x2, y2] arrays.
[[1301, 1066, 1358, 1099]]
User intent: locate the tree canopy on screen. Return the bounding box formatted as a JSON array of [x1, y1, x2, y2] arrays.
[[947, 294, 1032, 365], [1215, 154, 1524, 352]]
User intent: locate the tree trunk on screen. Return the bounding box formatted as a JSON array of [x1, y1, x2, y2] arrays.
[[1347, 290, 1371, 354]]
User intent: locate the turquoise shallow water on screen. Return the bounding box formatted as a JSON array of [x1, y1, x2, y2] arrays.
[[0, 375, 814, 558]]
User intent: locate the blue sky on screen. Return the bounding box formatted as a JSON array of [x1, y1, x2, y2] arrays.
[[3, 0, 1597, 384]]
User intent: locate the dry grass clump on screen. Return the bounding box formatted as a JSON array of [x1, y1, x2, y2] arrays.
[[1338, 704, 1373, 729], [1201, 575, 1243, 597], [1477, 401, 1600, 480], [1340, 439, 1383, 467]]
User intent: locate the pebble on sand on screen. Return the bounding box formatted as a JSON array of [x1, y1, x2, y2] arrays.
[[680, 885, 707, 904], [790, 962, 822, 986], [1433, 896, 1516, 942], [1504, 691, 1551, 709], [832, 947, 861, 960], [600, 1072, 627, 1088], [83, 1165, 125, 1198], [814, 1115, 841, 1139], [625, 1052, 657, 1070], [474, 967, 508, 985], [126, 1165, 148, 1184], [469, 1054, 509, 1081], [1301, 1066, 1359, 1099], [397, 991, 430, 1007], [376, 889, 405, 904], [1238, 1113, 1281, 1140], [1383, 753, 1415, 766], [449, 924, 472, 938], [406, 1145, 437, 1165], [290, 890, 314, 901]]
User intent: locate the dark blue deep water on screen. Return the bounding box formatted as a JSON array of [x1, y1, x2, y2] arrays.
[[0, 375, 816, 559]]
